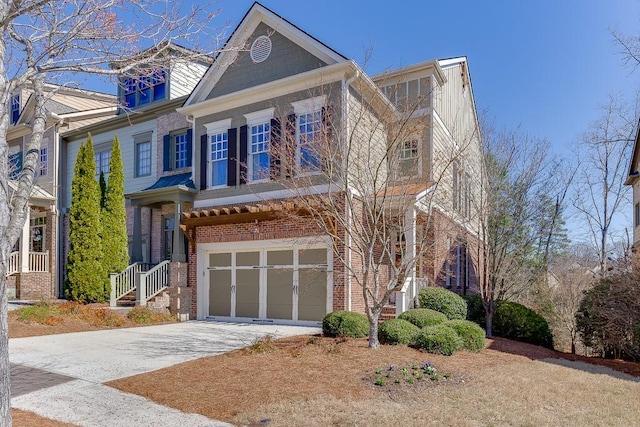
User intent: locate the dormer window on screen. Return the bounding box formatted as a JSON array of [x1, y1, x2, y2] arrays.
[[122, 69, 167, 109], [10, 94, 20, 124]]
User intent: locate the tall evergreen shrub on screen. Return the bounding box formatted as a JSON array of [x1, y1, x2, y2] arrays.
[[101, 136, 129, 281], [65, 135, 106, 302]]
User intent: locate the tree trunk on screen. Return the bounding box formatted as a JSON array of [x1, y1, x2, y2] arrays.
[[485, 303, 494, 337], [0, 259, 12, 426], [368, 312, 380, 349]]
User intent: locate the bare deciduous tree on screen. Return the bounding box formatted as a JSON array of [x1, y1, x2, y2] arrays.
[[478, 123, 565, 336], [572, 95, 637, 276], [0, 1, 222, 423]]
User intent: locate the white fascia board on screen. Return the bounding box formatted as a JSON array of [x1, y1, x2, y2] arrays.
[[372, 59, 447, 86], [193, 183, 338, 209]]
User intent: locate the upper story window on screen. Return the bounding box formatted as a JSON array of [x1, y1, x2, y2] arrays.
[[95, 150, 111, 181], [381, 77, 431, 111], [136, 142, 151, 176], [244, 108, 274, 182], [8, 151, 22, 180], [163, 129, 192, 172], [122, 69, 167, 109], [40, 147, 48, 176], [291, 96, 326, 175], [10, 94, 20, 124], [203, 118, 232, 189], [397, 139, 419, 177]]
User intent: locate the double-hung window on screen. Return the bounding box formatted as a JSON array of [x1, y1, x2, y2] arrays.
[[244, 109, 274, 182], [40, 147, 48, 176], [204, 118, 232, 188], [95, 150, 111, 181], [292, 96, 326, 175], [162, 129, 192, 172], [134, 133, 152, 177], [174, 133, 188, 169], [398, 139, 419, 177], [8, 150, 22, 180]]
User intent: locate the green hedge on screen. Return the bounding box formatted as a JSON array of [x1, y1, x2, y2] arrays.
[[378, 318, 420, 345], [322, 311, 369, 338], [398, 308, 447, 328], [445, 319, 486, 351], [493, 301, 554, 349], [411, 324, 463, 356], [418, 287, 467, 320], [463, 294, 485, 326]]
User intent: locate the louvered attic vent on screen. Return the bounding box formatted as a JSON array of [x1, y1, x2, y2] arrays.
[[250, 35, 272, 63]]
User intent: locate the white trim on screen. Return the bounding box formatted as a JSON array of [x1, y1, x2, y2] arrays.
[[291, 95, 327, 115], [244, 107, 275, 125], [193, 183, 336, 209], [204, 118, 232, 134]]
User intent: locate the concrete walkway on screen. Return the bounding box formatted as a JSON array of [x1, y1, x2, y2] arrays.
[[10, 321, 320, 426]]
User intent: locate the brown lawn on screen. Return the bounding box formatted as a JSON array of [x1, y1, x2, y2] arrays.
[[12, 409, 76, 427], [108, 335, 640, 426]]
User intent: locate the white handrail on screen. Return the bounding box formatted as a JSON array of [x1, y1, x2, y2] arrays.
[[28, 251, 48, 272], [136, 260, 170, 306], [109, 262, 151, 307], [7, 251, 20, 276]]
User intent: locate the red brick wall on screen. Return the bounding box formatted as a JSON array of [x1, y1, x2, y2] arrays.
[[15, 272, 55, 299]]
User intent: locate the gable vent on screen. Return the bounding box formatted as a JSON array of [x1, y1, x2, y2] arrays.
[[250, 35, 272, 64]]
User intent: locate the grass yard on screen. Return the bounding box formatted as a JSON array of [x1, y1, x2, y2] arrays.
[[108, 335, 640, 426]]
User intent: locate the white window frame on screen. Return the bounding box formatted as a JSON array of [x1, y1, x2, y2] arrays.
[[39, 147, 48, 176], [204, 118, 232, 189], [135, 139, 152, 177], [397, 138, 421, 178], [291, 96, 326, 176], [95, 148, 112, 181], [174, 132, 189, 169], [244, 108, 274, 183]]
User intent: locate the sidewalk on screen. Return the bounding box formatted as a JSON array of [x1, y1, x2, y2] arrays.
[[10, 321, 320, 426]]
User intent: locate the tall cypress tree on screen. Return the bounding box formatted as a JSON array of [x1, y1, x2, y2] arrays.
[[101, 136, 129, 283], [65, 134, 106, 302]]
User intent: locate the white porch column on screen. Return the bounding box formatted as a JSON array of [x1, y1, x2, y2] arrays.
[[404, 207, 417, 306], [20, 207, 30, 272]]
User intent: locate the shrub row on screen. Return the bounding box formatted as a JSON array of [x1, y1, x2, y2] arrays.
[[464, 295, 553, 349]]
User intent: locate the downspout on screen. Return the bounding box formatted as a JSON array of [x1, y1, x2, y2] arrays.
[[342, 73, 357, 311]]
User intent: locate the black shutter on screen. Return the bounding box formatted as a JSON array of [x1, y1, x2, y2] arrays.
[[227, 127, 238, 187], [285, 114, 296, 178], [200, 134, 207, 190], [162, 134, 171, 171], [239, 125, 248, 185], [270, 118, 281, 180], [185, 128, 193, 167]]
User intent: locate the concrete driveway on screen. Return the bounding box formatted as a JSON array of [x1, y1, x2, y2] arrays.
[[10, 321, 320, 426]]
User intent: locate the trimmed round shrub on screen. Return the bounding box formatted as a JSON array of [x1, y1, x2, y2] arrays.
[[418, 287, 467, 320], [378, 318, 420, 345], [398, 308, 447, 328], [445, 319, 486, 351], [463, 294, 485, 326], [493, 301, 554, 349], [322, 311, 369, 338], [411, 324, 463, 356]]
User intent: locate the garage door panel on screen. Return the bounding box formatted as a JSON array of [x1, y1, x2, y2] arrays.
[[298, 269, 327, 321], [209, 270, 231, 317], [236, 269, 260, 318], [267, 269, 293, 320]]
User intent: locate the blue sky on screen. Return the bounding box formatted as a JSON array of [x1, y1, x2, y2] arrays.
[[211, 0, 640, 154]]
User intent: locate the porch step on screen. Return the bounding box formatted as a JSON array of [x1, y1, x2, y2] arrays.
[[379, 305, 396, 322], [116, 290, 136, 307]]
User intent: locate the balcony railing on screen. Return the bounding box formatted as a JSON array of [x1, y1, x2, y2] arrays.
[[6, 251, 48, 276]]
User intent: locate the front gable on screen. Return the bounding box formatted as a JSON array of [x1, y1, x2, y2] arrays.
[[185, 2, 346, 107]]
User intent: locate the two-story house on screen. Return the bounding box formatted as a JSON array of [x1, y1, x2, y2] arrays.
[[6, 84, 116, 299], [61, 46, 209, 300], [625, 119, 640, 256], [177, 3, 484, 324]]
